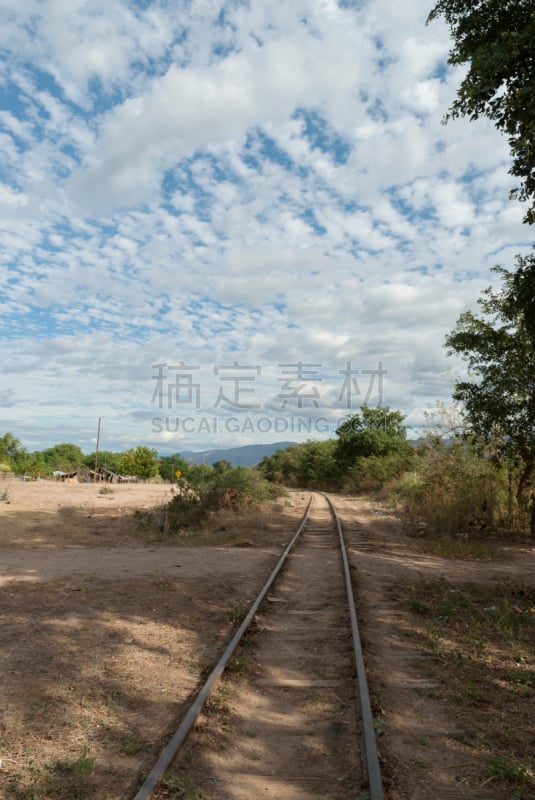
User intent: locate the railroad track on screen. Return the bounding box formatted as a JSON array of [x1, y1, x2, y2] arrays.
[[133, 492, 383, 800]]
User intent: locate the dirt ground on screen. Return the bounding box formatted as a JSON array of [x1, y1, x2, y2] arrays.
[[0, 479, 534, 799], [335, 496, 535, 800]]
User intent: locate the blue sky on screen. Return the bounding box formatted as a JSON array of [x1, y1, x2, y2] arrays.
[[0, 0, 531, 454]]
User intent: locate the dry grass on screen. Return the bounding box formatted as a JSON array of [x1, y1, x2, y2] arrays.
[[405, 578, 535, 797], [407, 532, 505, 561]]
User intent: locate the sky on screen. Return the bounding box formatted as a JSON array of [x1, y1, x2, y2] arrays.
[[0, 0, 531, 455]]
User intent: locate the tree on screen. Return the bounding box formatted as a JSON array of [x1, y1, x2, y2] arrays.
[[41, 443, 84, 472], [83, 451, 124, 474], [445, 264, 535, 534], [158, 453, 191, 482], [511, 252, 535, 336], [428, 0, 535, 223], [258, 442, 339, 488], [295, 440, 339, 488], [335, 406, 412, 472], [212, 459, 232, 473], [186, 462, 213, 484], [0, 433, 28, 471], [119, 446, 159, 479]]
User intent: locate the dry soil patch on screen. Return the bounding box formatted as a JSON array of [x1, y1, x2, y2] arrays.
[[335, 496, 535, 800], [0, 482, 309, 799]]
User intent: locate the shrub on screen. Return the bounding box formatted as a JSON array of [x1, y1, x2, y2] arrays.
[[397, 438, 522, 535], [344, 450, 417, 493], [162, 466, 284, 533]]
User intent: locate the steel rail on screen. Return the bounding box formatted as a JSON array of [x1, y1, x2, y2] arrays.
[[324, 493, 384, 800], [132, 494, 313, 800]]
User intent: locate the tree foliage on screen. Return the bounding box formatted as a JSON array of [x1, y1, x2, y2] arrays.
[[212, 459, 232, 473], [511, 252, 535, 336], [158, 453, 192, 482], [0, 433, 28, 471], [446, 264, 535, 533], [119, 446, 159, 479], [258, 441, 339, 489], [257, 410, 414, 491], [428, 0, 535, 223], [83, 451, 124, 474], [41, 443, 85, 472], [335, 406, 411, 471]]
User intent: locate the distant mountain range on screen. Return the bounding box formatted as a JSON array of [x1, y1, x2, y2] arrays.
[[179, 441, 296, 467]]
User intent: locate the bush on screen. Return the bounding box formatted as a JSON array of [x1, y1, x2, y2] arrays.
[[395, 438, 522, 535], [343, 450, 417, 493], [165, 483, 208, 529], [162, 466, 284, 533], [205, 466, 282, 512]]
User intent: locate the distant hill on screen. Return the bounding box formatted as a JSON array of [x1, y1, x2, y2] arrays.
[[179, 441, 296, 467]]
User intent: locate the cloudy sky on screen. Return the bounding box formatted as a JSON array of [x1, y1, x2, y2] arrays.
[[0, 0, 530, 455]]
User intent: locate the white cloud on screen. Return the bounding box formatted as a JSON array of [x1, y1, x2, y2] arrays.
[[0, 0, 531, 452]]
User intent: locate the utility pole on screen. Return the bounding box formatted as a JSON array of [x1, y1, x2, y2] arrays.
[[94, 417, 101, 473]]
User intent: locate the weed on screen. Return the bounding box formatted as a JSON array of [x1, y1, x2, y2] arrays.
[[47, 746, 96, 799], [238, 631, 257, 650], [374, 716, 386, 736], [512, 651, 528, 663], [189, 654, 208, 677], [500, 668, 535, 688], [409, 599, 430, 615], [159, 770, 212, 799], [411, 758, 429, 769], [99, 486, 114, 495], [121, 733, 145, 755], [205, 686, 232, 716], [486, 755, 531, 785], [105, 689, 123, 708], [132, 508, 154, 530], [226, 601, 248, 624], [411, 536, 501, 560], [55, 746, 95, 775], [245, 748, 262, 761], [450, 730, 490, 750], [226, 655, 249, 675], [455, 682, 486, 704]]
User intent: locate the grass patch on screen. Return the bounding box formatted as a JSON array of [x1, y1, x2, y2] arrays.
[[226, 655, 249, 675], [204, 684, 233, 717], [409, 534, 503, 560], [406, 578, 535, 795], [155, 770, 213, 799], [499, 668, 535, 688], [6, 747, 97, 800], [121, 733, 146, 755], [486, 754, 532, 786], [226, 601, 248, 624]]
